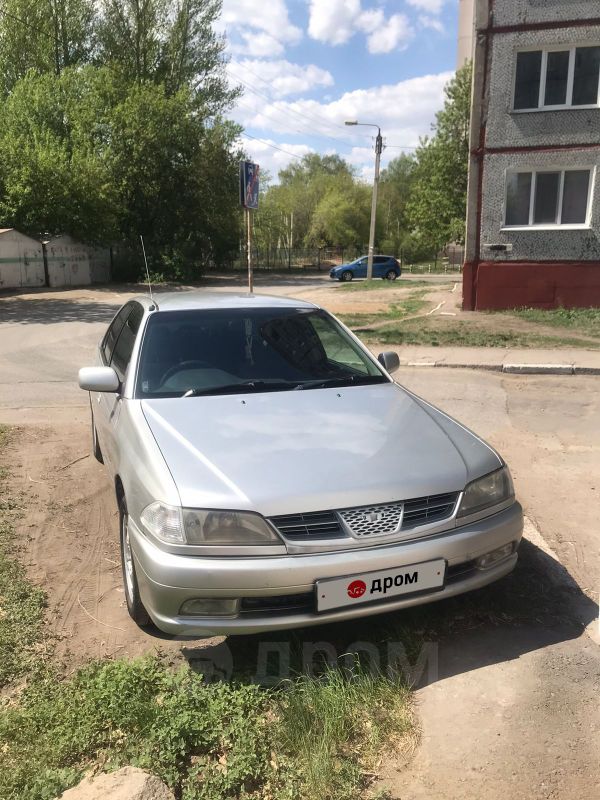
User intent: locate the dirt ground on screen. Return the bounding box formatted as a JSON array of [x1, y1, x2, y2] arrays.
[[1, 280, 599, 799]]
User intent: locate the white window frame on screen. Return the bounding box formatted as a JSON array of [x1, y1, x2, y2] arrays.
[[512, 45, 600, 112], [502, 167, 596, 231]]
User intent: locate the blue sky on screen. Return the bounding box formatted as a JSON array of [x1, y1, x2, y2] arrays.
[[217, 0, 459, 181]]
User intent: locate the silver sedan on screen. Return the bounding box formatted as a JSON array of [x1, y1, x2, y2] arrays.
[[78, 291, 523, 636]]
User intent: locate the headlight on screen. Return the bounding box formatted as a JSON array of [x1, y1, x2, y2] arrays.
[[457, 466, 514, 518], [183, 509, 281, 545], [139, 502, 281, 546]]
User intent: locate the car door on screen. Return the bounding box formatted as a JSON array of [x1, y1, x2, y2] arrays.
[[373, 256, 387, 278], [355, 258, 367, 278], [100, 302, 145, 470]]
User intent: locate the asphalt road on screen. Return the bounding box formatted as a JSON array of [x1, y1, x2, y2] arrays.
[[0, 285, 598, 800]]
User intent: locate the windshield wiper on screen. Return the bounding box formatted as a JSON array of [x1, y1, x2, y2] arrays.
[[182, 381, 296, 397], [295, 375, 389, 390]]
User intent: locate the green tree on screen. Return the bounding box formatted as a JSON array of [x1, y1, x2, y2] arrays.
[[406, 62, 472, 254], [0, 0, 95, 93], [379, 152, 416, 255], [308, 183, 372, 248], [96, 0, 237, 113]]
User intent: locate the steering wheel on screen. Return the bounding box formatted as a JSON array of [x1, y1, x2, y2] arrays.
[[160, 360, 211, 385]]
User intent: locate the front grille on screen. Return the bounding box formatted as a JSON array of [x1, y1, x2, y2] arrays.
[[269, 511, 344, 540], [402, 492, 459, 530], [339, 503, 404, 537], [269, 492, 459, 542]]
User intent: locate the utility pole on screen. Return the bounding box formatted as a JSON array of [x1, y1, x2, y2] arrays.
[[345, 120, 383, 280]]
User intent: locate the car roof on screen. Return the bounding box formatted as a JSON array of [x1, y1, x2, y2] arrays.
[[132, 290, 317, 313]]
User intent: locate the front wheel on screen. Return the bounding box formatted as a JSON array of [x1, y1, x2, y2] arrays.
[[119, 494, 151, 627], [385, 270, 398, 281], [341, 271, 353, 282]]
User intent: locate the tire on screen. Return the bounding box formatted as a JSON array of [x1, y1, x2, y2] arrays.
[[119, 494, 151, 627], [92, 422, 104, 463], [341, 271, 353, 282], [385, 270, 398, 281]]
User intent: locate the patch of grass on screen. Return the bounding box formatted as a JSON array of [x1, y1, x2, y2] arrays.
[[0, 426, 47, 688], [505, 306, 600, 338], [356, 319, 600, 349], [279, 665, 413, 799], [0, 427, 415, 800], [339, 292, 429, 329], [0, 656, 413, 800], [340, 279, 445, 292]]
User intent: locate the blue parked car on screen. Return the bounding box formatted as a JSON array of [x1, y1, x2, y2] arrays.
[[329, 255, 401, 282]]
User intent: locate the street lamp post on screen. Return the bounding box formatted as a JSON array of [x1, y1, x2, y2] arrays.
[[345, 120, 383, 281]]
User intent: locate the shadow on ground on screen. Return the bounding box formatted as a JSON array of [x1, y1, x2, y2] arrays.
[[173, 539, 597, 688], [0, 297, 119, 324]]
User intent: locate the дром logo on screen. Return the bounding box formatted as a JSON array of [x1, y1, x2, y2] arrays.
[[347, 579, 367, 599]]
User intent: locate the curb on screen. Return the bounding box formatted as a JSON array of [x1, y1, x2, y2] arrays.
[[401, 361, 599, 375]]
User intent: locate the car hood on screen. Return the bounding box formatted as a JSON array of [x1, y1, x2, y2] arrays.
[[141, 384, 500, 516]]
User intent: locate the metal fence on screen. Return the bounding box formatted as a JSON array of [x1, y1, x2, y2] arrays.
[[226, 245, 464, 274]]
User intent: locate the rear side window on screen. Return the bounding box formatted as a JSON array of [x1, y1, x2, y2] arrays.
[[111, 303, 144, 380], [102, 304, 132, 364]]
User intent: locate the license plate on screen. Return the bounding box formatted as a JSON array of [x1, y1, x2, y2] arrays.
[[316, 559, 446, 613]]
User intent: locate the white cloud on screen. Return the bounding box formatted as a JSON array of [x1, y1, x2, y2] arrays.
[[221, 0, 302, 56], [307, 0, 361, 46], [366, 13, 414, 54], [232, 71, 453, 177], [238, 136, 313, 179], [356, 8, 384, 34], [307, 0, 414, 52], [229, 59, 334, 98], [406, 0, 445, 13], [418, 14, 445, 33]]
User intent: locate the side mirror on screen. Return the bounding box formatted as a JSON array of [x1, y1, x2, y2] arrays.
[[377, 351, 400, 375], [78, 366, 120, 393]]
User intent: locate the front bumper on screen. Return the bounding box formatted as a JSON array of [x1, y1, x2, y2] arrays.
[[131, 502, 523, 636]]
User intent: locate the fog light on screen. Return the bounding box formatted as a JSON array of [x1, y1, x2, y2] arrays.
[[179, 598, 240, 617], [476, 543, 514, 569]]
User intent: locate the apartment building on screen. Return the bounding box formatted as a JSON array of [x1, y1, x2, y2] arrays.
[[463, 0, 600, 309]]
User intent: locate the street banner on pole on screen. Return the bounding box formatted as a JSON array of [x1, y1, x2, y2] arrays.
[[240, 161, 260, 209]]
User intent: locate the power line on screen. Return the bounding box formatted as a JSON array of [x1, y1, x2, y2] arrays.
[[228, 66, 366, 151], [229, 59, 356, 141], [0, 8, 56, 41], [235, 97, 359, 153], [239, 132, 306, 160]]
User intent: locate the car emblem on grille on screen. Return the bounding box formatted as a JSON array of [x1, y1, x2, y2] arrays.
[[362, 511, 384, 523]]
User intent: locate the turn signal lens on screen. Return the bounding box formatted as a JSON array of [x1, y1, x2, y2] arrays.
[[140, 501, 184, 543]]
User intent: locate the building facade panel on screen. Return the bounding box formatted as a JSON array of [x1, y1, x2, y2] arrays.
[[486, 26, 600, 148], [463, 0, 600, 309], [493, 0, 600, 27], [480, 149, 600, 261]]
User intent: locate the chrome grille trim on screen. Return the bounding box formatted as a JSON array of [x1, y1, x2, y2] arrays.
[[339, 503, 404, 537], [269, 492, 460, 542]]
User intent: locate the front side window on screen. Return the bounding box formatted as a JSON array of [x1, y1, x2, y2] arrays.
[[505, 169, 593, 228], [111, 302, 144, 379], [102, 303, 133, 365], [135, 308, 386, 398], [514, 46, 600, 110]]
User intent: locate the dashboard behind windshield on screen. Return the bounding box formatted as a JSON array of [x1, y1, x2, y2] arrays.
[[135, 307, 387, 398]]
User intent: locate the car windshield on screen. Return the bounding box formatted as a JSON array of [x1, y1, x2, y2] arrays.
[[135, 307, 388, 398]]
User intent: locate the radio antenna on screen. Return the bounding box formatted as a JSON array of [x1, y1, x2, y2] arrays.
[[139, 234, 156, 307]]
